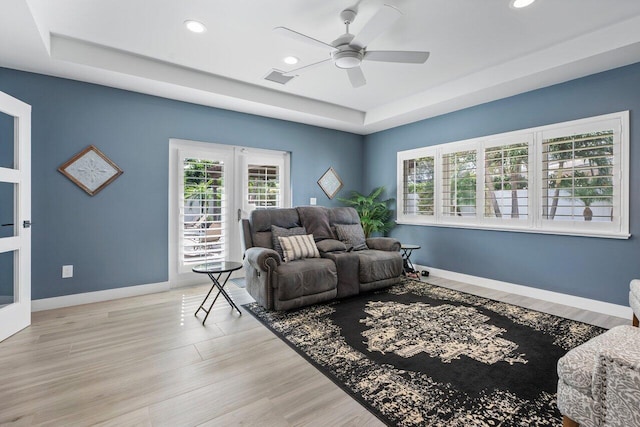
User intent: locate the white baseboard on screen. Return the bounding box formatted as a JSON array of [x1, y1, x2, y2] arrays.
[[31, 281, 171, 312], [415, 265, 632, 320]]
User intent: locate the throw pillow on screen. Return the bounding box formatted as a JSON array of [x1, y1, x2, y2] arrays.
[[271, 225, 307, 259], [296, 207, 333, 241], [335, 224, 368, 251], [278, 234, 320, 262]]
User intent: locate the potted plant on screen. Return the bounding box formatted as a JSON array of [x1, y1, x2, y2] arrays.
[[339, 187, 395, 237]]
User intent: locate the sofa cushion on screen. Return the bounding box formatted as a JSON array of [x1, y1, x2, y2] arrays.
[[278, 234, 320, 262], [297, 206, 334, 241], [316, 239, 347, 253], [329, 207, 360, 225], [275, 258, 337, 301], [335, 223, 368, 251], [250, 208, 301, 249], [356, 250, 403, 283], [271, 225, 307, 258]]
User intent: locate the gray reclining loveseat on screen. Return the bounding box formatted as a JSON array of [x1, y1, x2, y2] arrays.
[[240, 206, 403, 311]]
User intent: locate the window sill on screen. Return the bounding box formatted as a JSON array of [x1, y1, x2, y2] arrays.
[[395, 219, 631, 240]]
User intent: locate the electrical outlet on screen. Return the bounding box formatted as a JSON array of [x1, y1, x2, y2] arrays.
[[310, 197, 317, 205], [62, 265, 73, 278]]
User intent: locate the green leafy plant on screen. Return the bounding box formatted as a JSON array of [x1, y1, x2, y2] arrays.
[[339, 187, 395, 238]]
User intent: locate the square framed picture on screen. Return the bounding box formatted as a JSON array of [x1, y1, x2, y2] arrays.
[[317, 167, 343, 199], [58, 145, 123, 196]]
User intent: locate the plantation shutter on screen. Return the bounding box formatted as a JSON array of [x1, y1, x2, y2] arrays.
[[403, 156, 435, 216], [442, 150, 477, 217], [542, 130, 615, 223], [484, 142, 529, 220], [247, 164, 280, 209], [181, 157, 226, 266]]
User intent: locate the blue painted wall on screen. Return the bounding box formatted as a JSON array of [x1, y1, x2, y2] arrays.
[[364, 62, 640, 306], [1, 62, 638, 306], [0, 68, 363, 299]]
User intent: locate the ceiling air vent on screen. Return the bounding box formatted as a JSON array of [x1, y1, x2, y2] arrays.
[[264, 69, 295, 85]]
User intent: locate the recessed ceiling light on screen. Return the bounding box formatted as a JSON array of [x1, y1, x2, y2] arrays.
[[184, 20, 206, 33], [510, 0, 535, 8], [283, 56, 299, 65]]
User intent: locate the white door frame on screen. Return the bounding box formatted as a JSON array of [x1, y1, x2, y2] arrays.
[[168, 139, 290, 288], [0, 91, 31, 342]]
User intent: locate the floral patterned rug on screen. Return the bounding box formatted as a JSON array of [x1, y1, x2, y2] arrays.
[[244, 279, 603, 426]]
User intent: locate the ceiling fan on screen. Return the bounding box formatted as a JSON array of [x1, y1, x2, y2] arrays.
[[274, 4, 429, 88]]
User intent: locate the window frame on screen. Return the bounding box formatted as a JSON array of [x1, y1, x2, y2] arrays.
[[396, 111, 630, 239]]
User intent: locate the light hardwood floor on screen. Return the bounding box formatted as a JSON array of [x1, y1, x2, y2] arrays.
[[0, 276, 629, 426]]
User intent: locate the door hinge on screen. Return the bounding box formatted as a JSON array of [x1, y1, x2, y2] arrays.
[[23, 220, 32, 228]]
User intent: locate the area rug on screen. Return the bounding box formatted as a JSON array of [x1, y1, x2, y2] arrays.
[[244, 279, 604, 426]]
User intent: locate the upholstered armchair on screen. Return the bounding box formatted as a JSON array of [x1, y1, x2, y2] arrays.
[[557, 280, 640, 427], [631, 279, 639, 327]]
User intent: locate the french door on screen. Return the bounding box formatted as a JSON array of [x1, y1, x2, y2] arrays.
[[0, 91, 31, 342], [169, 139, 290, 286]]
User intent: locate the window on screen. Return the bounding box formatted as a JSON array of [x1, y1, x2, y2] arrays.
[[442, 149, 477, 218], [402, 156, 435, 216], [484, 140, 529, 222], [397, 111, 629, 238], [542, 130, 614, 223]]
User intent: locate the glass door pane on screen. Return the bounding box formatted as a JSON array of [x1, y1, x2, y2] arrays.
[[181, 157, 227, 268], [0, 251, 15, 309], [0, 182, 15, 238], [0, 110, 14, 169]]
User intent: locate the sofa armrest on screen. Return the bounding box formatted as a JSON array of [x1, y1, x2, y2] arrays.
[[596, 335, 640, 425], [591, 326, 640, 411], [316, 239, 347, 254], [244, 247, 281, 272], [366, 237, 401, 252]]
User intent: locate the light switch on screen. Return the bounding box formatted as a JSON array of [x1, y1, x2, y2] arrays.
[[62, 265, 73, 278], [310, 197, 317, 205]]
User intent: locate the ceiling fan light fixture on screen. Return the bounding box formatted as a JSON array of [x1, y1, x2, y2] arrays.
[[283, 56, 299, 65], [510, 0, 535, 9], [333, 51, 362, 69], [184, 20, 207, 33]]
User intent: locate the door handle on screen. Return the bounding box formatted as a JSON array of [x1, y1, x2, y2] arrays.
[[23, 220, 31, 228], [237, 209, 242, 222], [1, 223, 13, 227]]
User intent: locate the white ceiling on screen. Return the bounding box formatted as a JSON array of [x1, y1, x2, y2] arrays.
[[2, 0, 640, 134]]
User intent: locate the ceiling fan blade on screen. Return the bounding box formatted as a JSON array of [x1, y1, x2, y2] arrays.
[[347, 67, 366, 88], [364, 50, 430, 64], [282, 58, 332, 76], [350, 5, 402, 49], [273, 27, 337, 51]]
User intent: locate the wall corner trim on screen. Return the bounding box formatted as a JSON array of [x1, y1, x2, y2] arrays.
[[31, 281, 171, 312], [415, 265, 632, 321]]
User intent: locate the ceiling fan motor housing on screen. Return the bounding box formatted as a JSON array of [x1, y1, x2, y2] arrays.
[[332, 50, 363, 69], [331, 33, 362, 69]]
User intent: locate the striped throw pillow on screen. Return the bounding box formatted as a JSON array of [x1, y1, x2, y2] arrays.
[[278, 234, 320, 262]]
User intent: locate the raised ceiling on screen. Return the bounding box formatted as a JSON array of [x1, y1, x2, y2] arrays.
[[2, 0, 640, 134]]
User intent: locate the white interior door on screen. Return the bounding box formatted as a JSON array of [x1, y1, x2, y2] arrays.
[[169, 140, 290, 287], [0, 91, 31, 342]]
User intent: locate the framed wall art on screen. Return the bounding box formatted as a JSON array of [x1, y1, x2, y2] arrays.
[[58, 145, 123, 196], [317, 167, 343, 199]]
